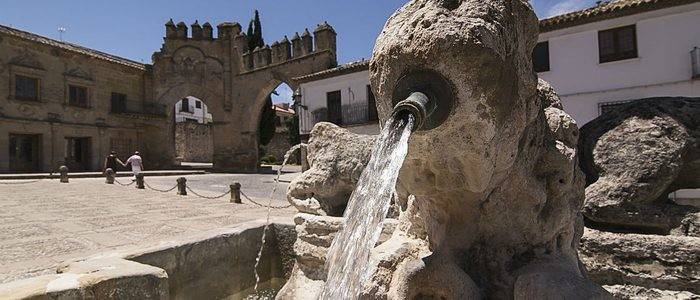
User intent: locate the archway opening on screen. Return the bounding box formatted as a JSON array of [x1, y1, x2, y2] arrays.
[[173, 96, 214, 167], [258, 82, 299, 165]]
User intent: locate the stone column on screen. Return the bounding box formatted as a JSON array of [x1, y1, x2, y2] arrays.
[[105, 168, 115, 184], [230, 181, 241, 203], [177, 177, 187, 195], [59, 165, 69, 183]]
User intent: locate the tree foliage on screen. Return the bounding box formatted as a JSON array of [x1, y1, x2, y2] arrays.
[[285, 114, 301, 145], [249, 10, 275, 148], [247, 10, 265, 52], [258, 95, 276, 146]]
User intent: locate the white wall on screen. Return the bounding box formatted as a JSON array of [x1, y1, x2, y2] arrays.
[[538, 2, 700, 125], [175, 96, 212, 124], [298, 70, 375, 134]]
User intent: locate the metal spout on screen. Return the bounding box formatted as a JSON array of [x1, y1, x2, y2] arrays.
[[392, 92, 430, 132], [390, 70, 454, 132]]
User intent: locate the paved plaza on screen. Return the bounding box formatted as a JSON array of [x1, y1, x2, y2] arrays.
[[0, 171, 299, 284]]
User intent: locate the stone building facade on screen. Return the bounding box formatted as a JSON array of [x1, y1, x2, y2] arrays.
[[0, 19, 337, 173], [263, 103, 295, 163], [174, 122, 213, 163]]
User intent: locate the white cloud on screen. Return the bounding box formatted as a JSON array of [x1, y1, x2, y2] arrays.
[[546, 0, 590, 17]]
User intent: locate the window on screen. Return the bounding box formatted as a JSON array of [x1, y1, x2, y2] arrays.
[[598, 25, 637, 63], [326, 90, 342, 125], [68, 85, 89, 107], [181, 98, 190, 113], [195, 100, 202, 109], [15, 75, 39, 101], [110, 138, 132, 158], [367, 85, 378, 121], [533, 41, 550, 72], [110, 93, 127, 113]]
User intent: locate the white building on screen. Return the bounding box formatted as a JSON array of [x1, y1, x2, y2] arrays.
[[175, 96, 213, 124], [295, 0, 700, 138], [294, 60, 379, 138], [537, 0, 700, 125]]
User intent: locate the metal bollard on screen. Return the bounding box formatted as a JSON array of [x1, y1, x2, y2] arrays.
[[105, 168, 115, 184], [59, 165, 69, 183], [135, 174, 145, 189], [177, 177, 187, 195], [230, 181, 241, 203]]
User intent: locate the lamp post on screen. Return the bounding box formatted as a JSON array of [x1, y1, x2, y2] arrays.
[[57, 26, 66, 42]]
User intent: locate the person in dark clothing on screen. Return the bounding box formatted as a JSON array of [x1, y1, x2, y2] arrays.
[[103, 151, 124, 173]]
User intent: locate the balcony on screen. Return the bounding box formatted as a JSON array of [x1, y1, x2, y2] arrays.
[[311, 102, 378, 126], [111, 99, 167, 117]]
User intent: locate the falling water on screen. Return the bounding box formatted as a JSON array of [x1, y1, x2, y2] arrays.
[[248, 143, 306, 300], [319, 114, 415, 300]]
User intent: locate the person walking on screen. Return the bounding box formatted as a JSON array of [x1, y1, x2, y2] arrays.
[[103, 151, 124, 173], [125, 151, 144, 180]]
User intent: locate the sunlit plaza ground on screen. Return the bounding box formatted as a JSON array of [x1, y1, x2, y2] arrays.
[[0, 173, 297, 284]]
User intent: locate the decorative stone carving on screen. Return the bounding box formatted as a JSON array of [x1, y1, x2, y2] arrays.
[[579, 97, 700, 236], [364, 0, 609, 298], [63, 67, 94, 81], [17, 104, 36, 117], [10, 51, 44, 70], [285, 122, 375, 216]]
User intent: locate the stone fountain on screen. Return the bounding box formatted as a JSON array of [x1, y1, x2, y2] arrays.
[[279, 0, 610, 298]]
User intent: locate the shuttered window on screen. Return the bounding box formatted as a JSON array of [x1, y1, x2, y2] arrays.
[[598, 25, 637, 63]]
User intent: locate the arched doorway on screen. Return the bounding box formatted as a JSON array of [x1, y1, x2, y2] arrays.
[[259, 82, 298, 165], [173, 96, 214, 167]]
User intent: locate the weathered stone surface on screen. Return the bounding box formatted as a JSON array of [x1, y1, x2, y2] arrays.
[[0, 219, 295, 299], [175, 122, 213, 162], [366, 0, 608, 298], [0, 258, 169, 300], [603, 285, 700, 300], [286, 122, 375, 216], [277, 213, 398, 299], [579, 97, 700, 235], [580, 229, 700, 295]]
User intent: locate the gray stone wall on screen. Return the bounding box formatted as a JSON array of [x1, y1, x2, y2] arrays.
[[264, 130, 292, 163], [0, 26, 163, 173], [175, 122, 213, 162]]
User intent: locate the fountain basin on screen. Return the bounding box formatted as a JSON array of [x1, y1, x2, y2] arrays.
[[0, 218, 296, 299]]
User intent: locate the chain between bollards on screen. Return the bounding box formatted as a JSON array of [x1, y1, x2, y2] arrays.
[[144, 181, 178, 193], [185, 186, 231, 199], [239, 190, 293, 209]]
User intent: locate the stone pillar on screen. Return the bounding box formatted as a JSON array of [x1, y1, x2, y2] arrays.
[[135, 174, 145, 189], [300, 146, 310, 172], [59, 165, 69, 183], [105, 168, 115, 184], [230, 181, 241, 203], [177, 177, 187, 195]]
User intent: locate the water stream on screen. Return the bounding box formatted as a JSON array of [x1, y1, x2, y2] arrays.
[[319, 114, 415, 299], [247, 143, 306, 300]]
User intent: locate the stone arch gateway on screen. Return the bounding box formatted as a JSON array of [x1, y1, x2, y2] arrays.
[[146, 20, 337, 172]]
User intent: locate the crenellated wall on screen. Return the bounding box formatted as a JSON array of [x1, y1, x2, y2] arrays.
[[0, 17, 337, 172], [149, 18, 337, 172]]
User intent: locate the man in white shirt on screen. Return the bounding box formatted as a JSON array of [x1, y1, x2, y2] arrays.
[[125, 151, 144, 179]]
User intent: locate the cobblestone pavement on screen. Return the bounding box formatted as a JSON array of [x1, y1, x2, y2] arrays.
[[0, 172, 299, 284]]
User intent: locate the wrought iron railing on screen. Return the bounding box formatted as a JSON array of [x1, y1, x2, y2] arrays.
[[310, 102, 378, 126]]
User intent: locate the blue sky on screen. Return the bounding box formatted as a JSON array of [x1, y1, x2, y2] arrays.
[[0, 0, 596, 103]]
